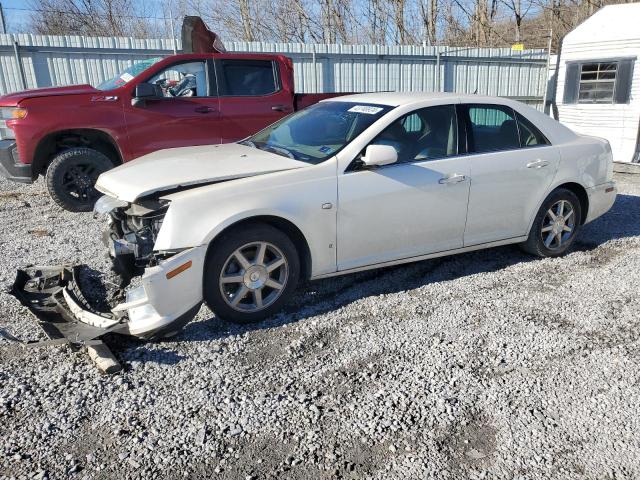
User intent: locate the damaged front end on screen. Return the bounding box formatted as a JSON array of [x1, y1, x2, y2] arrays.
[[9, 195, 205, 370]]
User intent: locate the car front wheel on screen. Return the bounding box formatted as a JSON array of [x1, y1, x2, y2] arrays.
[[521, 188, 582, 258], [203, 223, 300, 324]]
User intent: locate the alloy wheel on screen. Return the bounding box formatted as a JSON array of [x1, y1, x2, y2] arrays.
[[62, 163, 101, 202], [219, 241, 289, 312], [540, 199, 576, 250]]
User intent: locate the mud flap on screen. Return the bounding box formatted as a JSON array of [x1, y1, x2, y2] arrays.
[[7, 265, 124, 373]]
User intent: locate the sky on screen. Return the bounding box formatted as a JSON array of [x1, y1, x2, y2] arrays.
[[0, 0, 172, 34]]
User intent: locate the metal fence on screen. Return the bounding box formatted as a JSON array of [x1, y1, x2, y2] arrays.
[[0, 33, 549, 109]]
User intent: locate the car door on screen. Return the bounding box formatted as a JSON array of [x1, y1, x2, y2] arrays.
[[215, 58, 293, 142], [124, 59, 221, 158], [460, 104, 560, 246], [337, 104, 471, 271]]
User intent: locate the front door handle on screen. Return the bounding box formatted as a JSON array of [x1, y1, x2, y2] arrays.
[[271, 105, 290, 112], [526, 159, 549, 169], [439, 174, 467, 185], [194, 106, 216, 114]]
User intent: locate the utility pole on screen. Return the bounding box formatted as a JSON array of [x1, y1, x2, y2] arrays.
[[541, 27, 553, 115], [167, 0, 177, 54], [0, 3, 7, 35]]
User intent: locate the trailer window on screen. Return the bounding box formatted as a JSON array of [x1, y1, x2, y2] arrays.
[[578, 62, 617, 103]]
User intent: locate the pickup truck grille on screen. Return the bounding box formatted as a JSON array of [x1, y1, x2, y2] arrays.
[[0, 121, 13, 140]]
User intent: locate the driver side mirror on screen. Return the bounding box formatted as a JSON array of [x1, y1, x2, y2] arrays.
[[131, 83, 162, 107], [361, 144, 398, 168]]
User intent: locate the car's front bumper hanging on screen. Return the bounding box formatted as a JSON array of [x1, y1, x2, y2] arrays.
[[7, 265, 125, 373]]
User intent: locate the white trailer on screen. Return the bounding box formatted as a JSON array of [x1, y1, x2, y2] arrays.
[[555, 3, 640, 163]]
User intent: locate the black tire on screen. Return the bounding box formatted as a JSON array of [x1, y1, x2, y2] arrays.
[[45, 147, 114, 212], [203, 223, 300, 324], [520, 188, 582, 258]]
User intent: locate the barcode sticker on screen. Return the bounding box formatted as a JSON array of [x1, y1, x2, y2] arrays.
[[348, 105, 384, 114]]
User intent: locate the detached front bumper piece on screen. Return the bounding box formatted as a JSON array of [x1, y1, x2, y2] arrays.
[[8, 248, 206, 373], [9, 265, 124, 373]]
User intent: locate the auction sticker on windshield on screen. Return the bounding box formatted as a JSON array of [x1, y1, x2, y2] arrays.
[[348, 105, 384, 114], [120, 73, 134, 82]]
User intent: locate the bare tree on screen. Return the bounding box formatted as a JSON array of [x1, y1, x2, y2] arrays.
[[28, 0, 640, 51], [29, 0, 161, 37]]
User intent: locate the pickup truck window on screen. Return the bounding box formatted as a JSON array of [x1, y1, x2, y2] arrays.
[[148, 61, 209, 97], [219, 60, 278, 96], [241, 101, 393, 164], [97, 57, 164, 91]]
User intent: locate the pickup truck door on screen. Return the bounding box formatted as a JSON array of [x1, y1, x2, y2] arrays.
[[214, 59, 293, 142], [124, 59, 221, 158]]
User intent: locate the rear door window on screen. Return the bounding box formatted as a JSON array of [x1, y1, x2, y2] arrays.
[[515, 111, 550, 147], [463, 104, 520, 153], [219, 60, 279, 96]]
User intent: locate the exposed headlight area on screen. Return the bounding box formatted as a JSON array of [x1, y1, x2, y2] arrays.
[[96, 195, 173, 279]]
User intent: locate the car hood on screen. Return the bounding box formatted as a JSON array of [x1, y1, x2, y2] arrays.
[[0, 85, 99, 105], [96, 143, 310, 202]]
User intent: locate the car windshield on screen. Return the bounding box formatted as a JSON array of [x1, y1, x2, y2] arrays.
[[97, 57, 164, 91], [241, 101, 394, 164]]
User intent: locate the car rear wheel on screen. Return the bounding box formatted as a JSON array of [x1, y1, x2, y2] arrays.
[[45, 147, 114, 212], [203, 224, 300, 324], [521, 188, 582, 257]]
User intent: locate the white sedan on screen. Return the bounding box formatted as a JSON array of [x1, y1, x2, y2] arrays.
[[17, 93, 617, 338]]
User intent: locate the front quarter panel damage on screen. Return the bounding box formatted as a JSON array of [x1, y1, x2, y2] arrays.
[[153, 160, 339, 277]]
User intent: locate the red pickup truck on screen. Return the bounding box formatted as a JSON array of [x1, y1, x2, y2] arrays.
[[0, 51, 341, 211]]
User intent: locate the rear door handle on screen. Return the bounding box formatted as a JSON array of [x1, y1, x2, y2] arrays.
[[439, 174, 467, 185], [194, 106, 216, 113], [526, 159, 549, 169], [271, 105, 290, 112]]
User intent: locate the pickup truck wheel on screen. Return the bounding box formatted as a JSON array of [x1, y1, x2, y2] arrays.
[[45, 147, 114, 212], [521, 188, 582, 258], [204, 224, 300, 324]]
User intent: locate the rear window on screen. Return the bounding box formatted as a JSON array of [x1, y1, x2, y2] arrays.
[[219, 60, 278, 96]]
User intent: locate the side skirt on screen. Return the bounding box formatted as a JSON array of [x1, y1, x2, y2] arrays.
[[310, 236, 528, 280]]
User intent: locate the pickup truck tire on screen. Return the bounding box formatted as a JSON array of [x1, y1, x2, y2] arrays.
[[521, 188, 582, 258], [45, 148, 114, 212], [204, 223, 300, 324]]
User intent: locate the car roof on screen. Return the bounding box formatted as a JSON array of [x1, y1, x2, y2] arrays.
[[322, 91, 579, 145], [324, 91, 518, 107]]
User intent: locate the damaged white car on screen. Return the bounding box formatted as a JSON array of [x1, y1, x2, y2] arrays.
[[13, 93, 617, 345]]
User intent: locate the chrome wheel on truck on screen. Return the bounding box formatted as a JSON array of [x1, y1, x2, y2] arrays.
[[219, 241, 289, 312], [203, 223, 300, 324]]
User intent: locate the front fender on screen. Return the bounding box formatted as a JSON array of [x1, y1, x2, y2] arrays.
[[153, 162, 338, 277]]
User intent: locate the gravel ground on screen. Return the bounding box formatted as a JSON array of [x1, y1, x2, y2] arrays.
[[1, 173, 639, 480]]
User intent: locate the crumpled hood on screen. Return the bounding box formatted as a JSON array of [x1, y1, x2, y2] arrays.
[[96, 143, 309, 202], [0, 85, 99, 105]]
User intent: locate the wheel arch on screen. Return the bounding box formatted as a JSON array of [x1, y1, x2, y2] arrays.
[[32, 129, 123, 178], [205, 215, 313, 281], [554, 181, 589, 225], [525, 180, 591, 237]]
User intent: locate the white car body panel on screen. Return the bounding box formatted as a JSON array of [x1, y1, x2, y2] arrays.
[[96, 143, 309, 202], [90, 92, 617, 337], [337, 156, 471, 270], [154, 159, 339, 276], [463, 145, 561, 246]]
